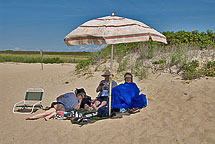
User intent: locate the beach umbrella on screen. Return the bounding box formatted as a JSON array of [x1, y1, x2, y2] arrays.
[[64, 13, 167, 115]]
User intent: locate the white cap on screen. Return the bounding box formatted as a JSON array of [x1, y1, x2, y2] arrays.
[[125, 74, 132, 78]]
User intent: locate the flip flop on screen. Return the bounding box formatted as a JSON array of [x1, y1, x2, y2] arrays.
[[128, 108, 140, 114]]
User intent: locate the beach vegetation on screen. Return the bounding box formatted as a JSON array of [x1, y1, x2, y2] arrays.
[[152, 59, 166, 65], [181, 60, 215, 79], [202, 61, 215, 77], [135, 63, 147, 79], [182, 60, 201, 80], [117, 60, 128, 72], [0, 51, 93, 64], [2, 30, 215, 80], [75, 30, 215, 80]]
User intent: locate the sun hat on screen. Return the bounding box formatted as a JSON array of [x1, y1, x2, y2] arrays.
[[101, 70, 113, 77]]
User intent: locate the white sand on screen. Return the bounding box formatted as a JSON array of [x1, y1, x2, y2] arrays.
[[0, 63, 215, 144]]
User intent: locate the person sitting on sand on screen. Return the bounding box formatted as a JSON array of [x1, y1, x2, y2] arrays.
[[75, 88, 94, 111], [111, 72, 147, 113], [26, 89, 91, 120], [92, 70, 117, 110]]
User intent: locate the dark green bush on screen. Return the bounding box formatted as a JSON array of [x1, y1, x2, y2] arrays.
[[182, 60, 200, 80], [152, 59, 166, 64], [202, 61, 215, 77]]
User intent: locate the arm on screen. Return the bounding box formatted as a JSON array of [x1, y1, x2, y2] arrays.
[[96, 81, 104, 92], [74, 102, 81, 110], [56, 95, 64, 100], [74, 98, 82, 110]]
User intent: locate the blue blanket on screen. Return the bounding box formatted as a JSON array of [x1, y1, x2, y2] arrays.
[[111, 82, 147, 109]]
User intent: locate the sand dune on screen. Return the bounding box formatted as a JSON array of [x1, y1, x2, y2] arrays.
[[0, 63, 215, 144]]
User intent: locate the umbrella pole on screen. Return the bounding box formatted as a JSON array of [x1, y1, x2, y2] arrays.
[[109, 44, 114, 116], [110, 44, 113, 72]]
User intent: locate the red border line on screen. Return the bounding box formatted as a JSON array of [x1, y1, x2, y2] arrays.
[[105, 33, 165, 39], [64, 37, 104, 41], [80, 23, 152, 29], [80, 23, 136, 28], [64, 33, 166, 41]]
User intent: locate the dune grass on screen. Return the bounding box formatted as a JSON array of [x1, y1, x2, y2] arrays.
[[0, 51, 94, 63], [75, 42, 215, 80]]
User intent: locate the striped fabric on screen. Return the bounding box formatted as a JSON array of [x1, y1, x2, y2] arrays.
[[64, 15, 167, 46]]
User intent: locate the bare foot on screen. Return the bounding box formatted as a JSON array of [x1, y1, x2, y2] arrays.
[[84, 104, 94, 111], [26, 117, 36, 120], [91, 104, 98, 111]]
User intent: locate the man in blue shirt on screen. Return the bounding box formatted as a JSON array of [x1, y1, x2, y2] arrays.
[[26, 91, 84, 121]]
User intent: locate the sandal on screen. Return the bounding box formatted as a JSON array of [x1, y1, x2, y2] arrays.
[[128, 108, 140, 114]]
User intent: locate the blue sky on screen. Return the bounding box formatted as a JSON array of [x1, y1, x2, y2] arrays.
[[0, 0, 215, 52]]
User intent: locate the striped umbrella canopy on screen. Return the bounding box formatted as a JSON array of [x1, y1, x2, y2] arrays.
[[64, 13, 167, 45], [64, 13, 166, 116]]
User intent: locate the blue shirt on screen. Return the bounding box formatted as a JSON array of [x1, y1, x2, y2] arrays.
[[56, 92, 78, 111], [97, 80, 117, 97]]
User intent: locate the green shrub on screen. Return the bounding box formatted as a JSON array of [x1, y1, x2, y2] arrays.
[[170, 52, 183, 66], [182, 60, 201, 80], [202, 61, 215, 76], [183, 70, 201, 80], [75, 56, 95, 71], [163, 29, 215, 48], [152, 59, 166, 64], [182, 60, 199, 71]]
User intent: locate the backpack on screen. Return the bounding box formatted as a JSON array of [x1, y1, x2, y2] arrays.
[[97, 105, 109, 117]]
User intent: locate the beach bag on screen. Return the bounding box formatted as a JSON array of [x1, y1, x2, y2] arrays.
[[97, 105, 109, 117]]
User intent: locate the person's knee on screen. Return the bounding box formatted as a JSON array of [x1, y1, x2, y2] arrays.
[[101, 101, 107, 105], [95, 101, 101, 106], [45, 108, 56, 114]]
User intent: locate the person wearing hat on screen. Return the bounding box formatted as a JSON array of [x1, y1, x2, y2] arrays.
[[111, 72, 146, 113], [124, 72, 133, 83], [92, 70, 117, 110]]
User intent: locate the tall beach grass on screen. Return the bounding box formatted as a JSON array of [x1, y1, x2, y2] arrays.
[[0, 51, 94, 63]]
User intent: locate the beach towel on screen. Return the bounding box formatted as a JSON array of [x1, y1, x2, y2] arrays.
[[111, 82, 147, 109], [67, 108, 121, 126]]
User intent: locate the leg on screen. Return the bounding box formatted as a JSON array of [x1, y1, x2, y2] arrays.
[[44, 111, 56, 121], [95, 101, 107, 110], [26, 108, 56, 120], [84, 104, 93, 111], [91, 100, 101, 110]]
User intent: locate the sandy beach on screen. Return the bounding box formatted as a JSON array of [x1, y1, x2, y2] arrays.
[[0, 63, 215, 144]]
